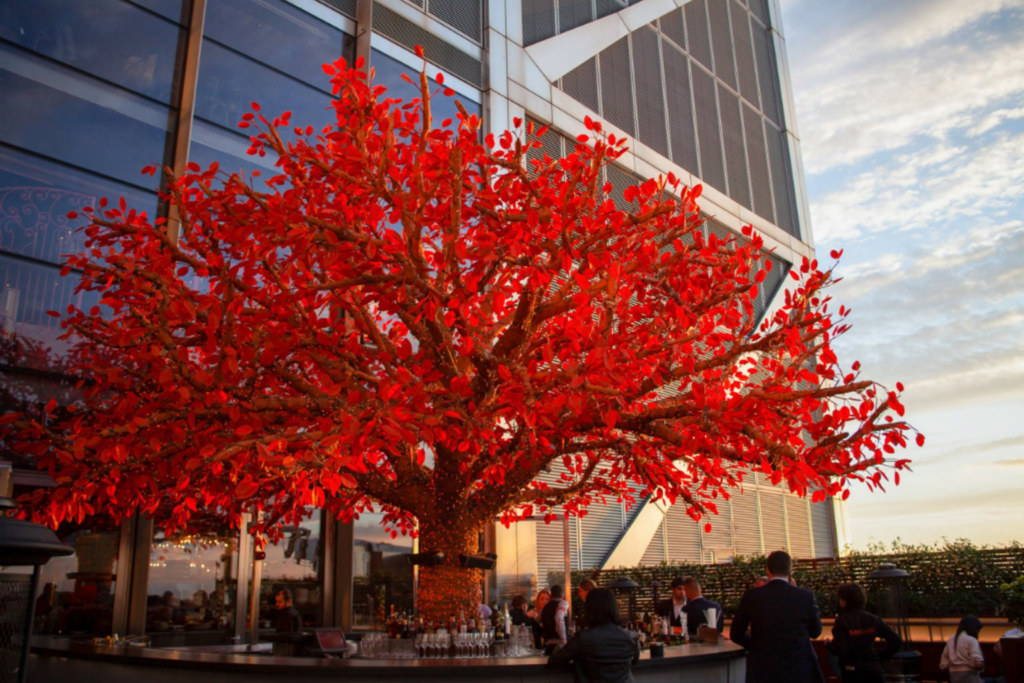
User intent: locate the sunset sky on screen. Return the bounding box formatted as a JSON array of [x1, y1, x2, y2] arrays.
[[780, 0, 1024, 548]]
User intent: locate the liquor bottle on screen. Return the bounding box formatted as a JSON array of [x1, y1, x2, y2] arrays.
[[503, 603, 512, 637], [458, 609, 468, 634]]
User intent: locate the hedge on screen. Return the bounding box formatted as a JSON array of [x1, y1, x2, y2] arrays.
[[564, 540, 1024, 619]]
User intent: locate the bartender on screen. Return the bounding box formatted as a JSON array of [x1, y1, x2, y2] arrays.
[[274, 589, 302, 633]]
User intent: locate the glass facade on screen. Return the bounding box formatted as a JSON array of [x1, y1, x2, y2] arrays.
[[351, 510, 414, 630], [259, 508, 325, 629]]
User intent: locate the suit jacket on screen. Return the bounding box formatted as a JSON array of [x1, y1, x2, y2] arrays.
[[653, 599, 687, 628], [548, 623, 640, 683], [729, 580, 824, 683]]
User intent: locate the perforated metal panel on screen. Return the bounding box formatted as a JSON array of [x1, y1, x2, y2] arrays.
[[522, 0, 557, 46], [765, 123, 797, 236], [316, 0, 356, 19], [427, 0, 481, 43], [810, 499, 836, 558], [760, 252, 788, 314], [663, 41, 699, 177], [785, 496, 814, 559], [730, 1, 759, 108], [559, 0, 595, 33], [606, 164, 642, 211], [600, 36, 636, 138], [372, 3, 482, 86], [731, 485, 763, 557], [718, 82, 751, 210], [748, 0, 769, 26], [751, 20, 780, 125], [703, 495, 734, 552], [665, 503, 703, 563], [685, 0, 713, 71], [632, 25, 669, 158], [561, 57, 600, 115], [660, 9, 685, 50], [744, 104, 774, 223], [597, 0, 628, 19], [707, 0, 737, 90], [579, 497, 626, 569], [691, 62, 726, 194], [758, 489, 787, 553], [641, 518, 668, 565]]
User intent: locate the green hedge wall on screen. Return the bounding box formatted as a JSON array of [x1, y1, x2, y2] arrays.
[[563, 540, 1024, 619]]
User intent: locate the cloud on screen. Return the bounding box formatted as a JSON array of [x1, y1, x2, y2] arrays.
[[826, 218, 1024, 415], [916, 434, 1024, 467], [784, 0, 1024, 174], [991, 458, 1024, 466]]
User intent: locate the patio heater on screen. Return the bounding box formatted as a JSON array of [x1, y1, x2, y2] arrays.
[[866, 562, 922, 683], [0, 497, 74, 683], [608, 578, 640, 624]]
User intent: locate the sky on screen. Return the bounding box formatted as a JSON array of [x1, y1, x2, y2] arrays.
[[778, 0, 1024, 549]]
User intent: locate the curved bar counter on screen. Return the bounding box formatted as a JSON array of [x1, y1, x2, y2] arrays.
[[30, 636, 746, 683]]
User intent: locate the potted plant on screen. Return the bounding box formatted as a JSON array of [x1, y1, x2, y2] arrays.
[[999, 576, 1024, 683]]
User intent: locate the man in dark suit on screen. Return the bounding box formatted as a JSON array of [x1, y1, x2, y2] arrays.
[[730, 550, 824, 683], [654, 576, 688, 629]]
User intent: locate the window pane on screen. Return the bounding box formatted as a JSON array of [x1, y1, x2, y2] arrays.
[[204, 0, 352, 93], [0, 254, 101, 358], [146, 528, 240, 645], [0, 0, 185, 103], [132, 0, 190, 24], [370, 50, 481, 132], [0, 44, 175, 188], [260, 509, 325, 629], [194, 39, 335, 133], [0, 145, 158, 267], [32, 527, 120, 636], [352, 511, 413, 630]]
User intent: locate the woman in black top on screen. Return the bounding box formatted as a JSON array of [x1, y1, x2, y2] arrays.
[[548, 588, 640, 683], [826, 583, 902, 683]]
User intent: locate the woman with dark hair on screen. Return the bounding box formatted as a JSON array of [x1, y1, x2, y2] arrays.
[[547, 588, 640, 683], [940, 616, 985, 683], [826, 583, 901, 683]]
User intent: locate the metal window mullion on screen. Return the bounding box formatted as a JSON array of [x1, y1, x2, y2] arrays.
[[744, 8, 764, 114], [627, 32, 639, 140], [722, 0, 739, 90], [762, 118, 781, 234], [167, 0, 207, 245], [736, 87, 754, 213]]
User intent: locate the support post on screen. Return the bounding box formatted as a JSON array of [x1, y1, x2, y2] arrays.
[[355, 0, 373, 71]]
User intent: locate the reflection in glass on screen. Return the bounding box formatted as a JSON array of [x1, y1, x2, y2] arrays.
[[146, 528, 239, 644], [260, 509, 324, 629], [188, 119, 281, 184], [204, 0, 352, 92], [0, 254, 100, 358], [0, 0, 185, 103], [0, 144, 159, 266], [352, 511, 414, 630], [194, 40, 335, 134], [0, 44, 175, 188], [32, 527, 120, 636], [370, 50, 482, 132]]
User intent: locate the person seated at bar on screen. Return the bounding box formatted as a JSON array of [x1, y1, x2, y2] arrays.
[[682, 577, 724, 636], [548, 587, 640, 683], [826, 583, 901, 683], [940, 616, 986, 683], [510, 595, 538, 628], [274, 588, 302, 634], [654, 577, 687, 629], [541, 584, 570, 654]]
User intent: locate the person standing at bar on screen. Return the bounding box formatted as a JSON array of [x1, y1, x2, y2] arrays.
[[542, 584, 570, 654], [826, 583, 901, 683], [682, 577, 724, 636], [730, 550, 824, 683], [274, 589, 302, 633], [654, 577, 688, 630], [576, 579, 597, 629]]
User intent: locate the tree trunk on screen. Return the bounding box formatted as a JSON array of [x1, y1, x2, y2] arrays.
[[415, 521, 485, 625]]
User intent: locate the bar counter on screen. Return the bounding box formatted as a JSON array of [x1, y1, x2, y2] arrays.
[[30, 636, 747, 683]]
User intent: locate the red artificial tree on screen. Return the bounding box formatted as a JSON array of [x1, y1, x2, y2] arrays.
[[1, 55, 920, 621]]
